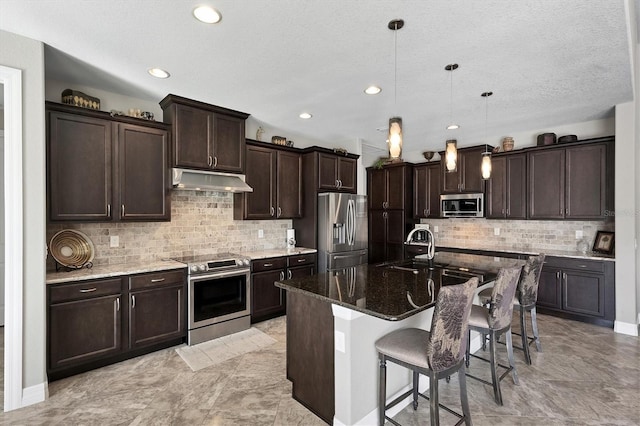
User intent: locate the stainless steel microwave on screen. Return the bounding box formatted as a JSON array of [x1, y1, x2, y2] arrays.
[[441, 193, 484, 218]]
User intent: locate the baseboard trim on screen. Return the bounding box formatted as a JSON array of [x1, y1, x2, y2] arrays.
[[21, 382, 47, 407], [614, 320, 639, 336]]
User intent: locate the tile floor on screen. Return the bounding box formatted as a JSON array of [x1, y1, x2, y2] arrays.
[[0, 314, 638, 425]]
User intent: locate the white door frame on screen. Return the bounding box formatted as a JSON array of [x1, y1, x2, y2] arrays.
[[0, 65, 24, 411]]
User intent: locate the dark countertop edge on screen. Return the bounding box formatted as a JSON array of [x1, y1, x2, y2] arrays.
[[436, 246, 615, 262]]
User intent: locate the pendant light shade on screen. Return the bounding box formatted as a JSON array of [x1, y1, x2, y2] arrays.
[[446, 139, 458, 172], [387, 19, 404, 160], [481, 91, 493, 180], [388, 117, 403, 159]]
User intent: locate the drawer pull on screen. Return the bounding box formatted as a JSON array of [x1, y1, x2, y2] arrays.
[[578, 265, 587, 268], [79, 288, 97, 293], [151, 278, 166, 283], [263, 263, 273, 267], [297, 259, 306, 263]]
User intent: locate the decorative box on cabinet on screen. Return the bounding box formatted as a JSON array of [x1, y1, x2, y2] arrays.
[[160, 94, 250, 173], [366, 163, 412, 264], [441, 146, 488, 194], [234, 141, 302, 220], [486, 153, 527, 219], [47, 268, 186, 381], [413, 162, 441, 219], [528, 138, 613, 220], [537, 256, 615, 327], [293, 147, 359, 249], [47, 102, 170, 222]]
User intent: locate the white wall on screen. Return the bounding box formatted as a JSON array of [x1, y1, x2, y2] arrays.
[[0, 30, 47, 392]]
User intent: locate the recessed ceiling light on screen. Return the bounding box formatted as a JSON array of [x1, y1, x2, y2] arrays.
[[193, 5, 222, 24], [365, 85, 382, 95], [148, 68, 170, 79], [299, 112, 312, 119]]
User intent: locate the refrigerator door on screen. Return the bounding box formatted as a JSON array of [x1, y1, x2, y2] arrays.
[[326, 249, 368, 271], [318, 193, 368, 254]]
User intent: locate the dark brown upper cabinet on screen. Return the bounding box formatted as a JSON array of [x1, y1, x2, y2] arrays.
[[413, 162, 441, 219], [318, 153, 357, 193], [486, 153, 527, 219], [234, 142, 302, 220], [441, 146, 486, 194], [160, 94, 250, 173], [528, 140, 612, 220], [47, 102, 170, 222]]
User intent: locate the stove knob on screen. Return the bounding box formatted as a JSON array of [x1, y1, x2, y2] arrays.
[[235, 259, 242, 267], [198, 264, 206, 272], [243, 259, 250, 266], [190, 265, 199, 273]]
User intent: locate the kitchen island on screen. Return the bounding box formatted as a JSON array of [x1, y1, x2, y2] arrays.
[[276, 252, 524, 425]]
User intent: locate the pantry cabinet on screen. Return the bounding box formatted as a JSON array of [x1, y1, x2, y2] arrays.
[[160, 94, 250, 173], [234, 141, 302, 220], [47, 102, 170, 222]]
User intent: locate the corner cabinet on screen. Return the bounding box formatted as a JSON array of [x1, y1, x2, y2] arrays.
[[47, 268, 186, 381], [160, 94, 250, 173], [528, 139, 614, 220], [441, 146, 487, 194], [234, 141, 302, 220], [486, 153, 527, 219], [537, 256, 615, 327], [367, 163, 413, 264], [413, 162, 441, 219], [47, 102, 170, 222]]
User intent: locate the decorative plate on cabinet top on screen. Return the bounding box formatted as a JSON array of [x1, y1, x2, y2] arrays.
[[49, 229, 95, 269]]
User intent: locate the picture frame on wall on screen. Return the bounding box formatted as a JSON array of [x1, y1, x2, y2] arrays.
[[592, 231, 615, 255]]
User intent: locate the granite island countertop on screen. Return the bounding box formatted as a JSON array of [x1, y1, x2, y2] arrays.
[[436, 245, 615, 262], [276, 252, 523, 321]]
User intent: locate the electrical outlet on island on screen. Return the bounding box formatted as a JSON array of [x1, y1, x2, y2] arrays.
[[258, 229, 264, 238]]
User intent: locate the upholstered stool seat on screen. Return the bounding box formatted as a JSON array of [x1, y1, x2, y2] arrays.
[[376, 278, 478, 426], [466, 266, 522, 406]]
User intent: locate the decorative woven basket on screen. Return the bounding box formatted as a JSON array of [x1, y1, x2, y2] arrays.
[[49, 229, 95, 269]]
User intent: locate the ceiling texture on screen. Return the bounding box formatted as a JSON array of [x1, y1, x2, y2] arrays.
[[0, 0, 636, 157]]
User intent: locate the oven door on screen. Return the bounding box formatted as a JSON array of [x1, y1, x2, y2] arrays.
[[188, 268, 251, 330]]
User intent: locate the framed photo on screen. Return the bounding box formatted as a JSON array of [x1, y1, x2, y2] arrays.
[[592, 231, 615, 255]]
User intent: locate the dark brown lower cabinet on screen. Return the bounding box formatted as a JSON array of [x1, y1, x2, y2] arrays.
[[251, 254, 316, 323], [47, 269, 186, 381], [536, 256, 614, 327]]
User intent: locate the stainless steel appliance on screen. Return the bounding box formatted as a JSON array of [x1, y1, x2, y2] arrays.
[[317, 193, 368, 271], [405, 224, 435, 259], [441, 193, 484, 217], [174, 253, 251, 345]]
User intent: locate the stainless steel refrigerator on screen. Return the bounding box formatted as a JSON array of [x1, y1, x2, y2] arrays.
[[317, 193, 368, 272]]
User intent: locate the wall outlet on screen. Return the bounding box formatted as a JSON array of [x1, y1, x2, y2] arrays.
[[494, 227, 500, 236], [110, 236, 119, 248], [434, 226, 439, 233], [335, 331, 346, 353], [258, 229, 264, 238], [575, 230, 584, 239]]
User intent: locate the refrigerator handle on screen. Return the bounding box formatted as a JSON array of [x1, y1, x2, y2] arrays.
[[347, 199, 355, 245]]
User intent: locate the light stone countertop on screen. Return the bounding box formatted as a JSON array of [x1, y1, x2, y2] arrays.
[[244, 247, 317, 260], [46, 260, 186, 285], [437, 245, 615, 262]]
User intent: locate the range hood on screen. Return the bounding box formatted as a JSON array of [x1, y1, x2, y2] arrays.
[[172, 168, 253, 193]]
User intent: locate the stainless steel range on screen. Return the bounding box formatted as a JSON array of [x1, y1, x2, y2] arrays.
[[175, 253, 251, 345]]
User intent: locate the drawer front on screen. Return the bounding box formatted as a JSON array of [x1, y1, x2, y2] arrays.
[[288, 253, 316, 267], [50, 278, 123, 303], [544, 256, 605, 273], [252, 257, 287, 273], [129, 269, 185, 290]]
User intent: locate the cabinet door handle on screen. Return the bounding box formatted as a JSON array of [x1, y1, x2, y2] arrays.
[[208, 156, 213, 167], [563, 272, 567, 281], [79, 287, 97, 293], [131, 295, 136, 308], [506, 208, 510, 216], [556, 271, 560, 280], [115, 297, 120, 312], [213, 156, 218, 168], [280, 271, 285, 280], [270, 206, 275, 217], [121, 204, 125, 216], [287, 270, 292, 279], [151, 278, 165, 283], [339, 179, 343, 188], [107, 204, 111, 217], [297, 258, 306, 263], [277, 207, 282, 217], [263, 263, 273, 267], [335, 179, 340, 188]]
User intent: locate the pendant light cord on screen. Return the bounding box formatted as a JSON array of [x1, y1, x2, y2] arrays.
[[449, 67, 454, 124], [394, 22, 398, 112]]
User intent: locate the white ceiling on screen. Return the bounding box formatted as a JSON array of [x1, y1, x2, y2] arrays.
[[0, 1, 635, 156]]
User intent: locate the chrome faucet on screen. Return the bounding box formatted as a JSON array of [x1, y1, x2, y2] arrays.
[[405, 225, 435, 259]]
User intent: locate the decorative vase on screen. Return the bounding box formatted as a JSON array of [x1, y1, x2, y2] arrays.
[[502, 137, 514, 151]]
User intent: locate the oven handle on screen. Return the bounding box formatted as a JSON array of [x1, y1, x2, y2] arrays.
[[188, 268, 251, 281]]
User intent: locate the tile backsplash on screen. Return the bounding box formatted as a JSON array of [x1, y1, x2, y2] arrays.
[[46, 191, 292, 270], [421, 218, 615, 253]]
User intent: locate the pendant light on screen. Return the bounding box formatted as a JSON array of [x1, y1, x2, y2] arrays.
[[481, 91, 493, 180], [445, 63, 459, 172], [388, 19, 404, 161]]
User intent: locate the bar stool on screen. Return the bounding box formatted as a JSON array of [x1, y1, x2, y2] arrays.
[[478, 254, 545, 364], [375, 278, 478, 426], [465, 266, 521, 405]]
